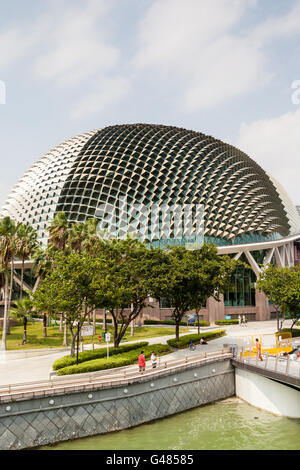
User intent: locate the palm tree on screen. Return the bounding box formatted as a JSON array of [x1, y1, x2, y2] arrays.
[[9, 297, 33, 345], [33, 245, 56, 338], [68, 222, 85, 253], [15, 223, 38, 299], [48, 212, 69, 253], [0, 216, 17, 350], [82, 218, 101, 255]]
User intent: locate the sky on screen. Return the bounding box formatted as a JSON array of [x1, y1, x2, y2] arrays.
[[0, 0, 300, 207]]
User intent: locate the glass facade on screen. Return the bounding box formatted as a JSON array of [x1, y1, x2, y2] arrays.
[[224, 265, 256, 307]]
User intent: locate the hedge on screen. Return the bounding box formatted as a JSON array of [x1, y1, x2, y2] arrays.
[[280, 328, 300, 338], [215, 319, 247, 325], [144, 319, 210, 327], [52, 341, 149, 371], [167, 329, 226, 349], [56, 343, 171, 376]]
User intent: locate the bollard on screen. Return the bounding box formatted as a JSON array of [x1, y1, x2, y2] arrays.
[[275, 354, 278, 372], [286, 355, 290, 375], [265, 352, 268, 369]]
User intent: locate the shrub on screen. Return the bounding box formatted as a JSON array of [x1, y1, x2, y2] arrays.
[[215, 320, 238, 325], [167, 330, 226, 349], [56, 343, 171, 376], [144, 319, 210, 327], [280, 328, 300, 338], [52, 341, 149, 370]]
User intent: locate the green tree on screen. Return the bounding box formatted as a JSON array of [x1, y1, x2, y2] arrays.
[[48, 211, 69, 253], [187, 245, 237, 334], [149, 244, 236, 341], [33, 252, 101, 357], [9, 297, 34, 344], [0, 216, 17, 349], [257, 264, 300, 332], [94, 238, 154, 347], [15, 223, 38, 299]]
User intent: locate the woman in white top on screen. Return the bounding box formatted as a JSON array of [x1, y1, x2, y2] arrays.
[[151, 352, 157, 368]]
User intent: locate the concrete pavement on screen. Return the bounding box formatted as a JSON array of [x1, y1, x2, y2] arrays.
[[0, 320, 297, 386]]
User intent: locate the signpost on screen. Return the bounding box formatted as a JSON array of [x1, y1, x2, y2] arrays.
[[81, 325, 95, 350], [105, 332, 111, 359]]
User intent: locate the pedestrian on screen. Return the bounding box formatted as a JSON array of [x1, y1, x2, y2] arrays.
[[242, 315, 247, 327], [138, 351, 146, 374], [151, 351, 157, 368], [255, 338, 263, 361], [238, 315, 241, 326]]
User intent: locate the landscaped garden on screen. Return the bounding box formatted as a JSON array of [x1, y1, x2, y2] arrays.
[[0, 321, 189, 350]]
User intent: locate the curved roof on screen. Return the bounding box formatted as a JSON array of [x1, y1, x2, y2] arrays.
[[1, 123, 299, 246]]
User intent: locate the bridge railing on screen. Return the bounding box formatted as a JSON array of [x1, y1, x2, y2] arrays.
[[0, 349, 232, 403], [235, 346, 300, 379]]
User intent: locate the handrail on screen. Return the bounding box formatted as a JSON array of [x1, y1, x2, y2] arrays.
[[0, 349, 232, 402]]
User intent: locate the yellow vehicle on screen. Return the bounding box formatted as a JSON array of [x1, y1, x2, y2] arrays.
[[238, 332, 292, 358]]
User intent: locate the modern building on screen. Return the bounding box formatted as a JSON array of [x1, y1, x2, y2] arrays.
[[1, 123, 300, 322]]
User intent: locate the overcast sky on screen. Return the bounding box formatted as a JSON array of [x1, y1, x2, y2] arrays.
[[1, 0, 300, 207]]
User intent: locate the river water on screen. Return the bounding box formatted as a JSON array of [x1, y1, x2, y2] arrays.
[[41, 398, 300, 450]]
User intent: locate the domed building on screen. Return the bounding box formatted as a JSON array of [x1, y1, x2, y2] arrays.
[[2, 123, 300, 322]]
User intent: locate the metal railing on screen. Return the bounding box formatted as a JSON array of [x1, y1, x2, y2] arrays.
[[0, 349, 232, 403], [235, 346, 300, 379]]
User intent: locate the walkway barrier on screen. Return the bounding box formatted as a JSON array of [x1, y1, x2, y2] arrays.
[[0, 349, 232, 402], [236, 345, 300, 379]]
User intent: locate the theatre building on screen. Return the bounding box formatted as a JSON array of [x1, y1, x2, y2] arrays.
[[1, 124, 300, 323]]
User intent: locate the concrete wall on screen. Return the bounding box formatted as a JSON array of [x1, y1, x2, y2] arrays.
[[0, 359, 234, 450], [235, 368, 300, 418]]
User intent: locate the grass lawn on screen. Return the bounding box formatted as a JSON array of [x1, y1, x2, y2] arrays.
[[0, 321, 189, 350]]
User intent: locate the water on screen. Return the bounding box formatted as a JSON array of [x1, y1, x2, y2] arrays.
[[40, 398, 300, 450]]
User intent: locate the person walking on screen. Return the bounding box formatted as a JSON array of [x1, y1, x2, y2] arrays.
[[255, 338, 263, 361], [138, 351, 146, 374], [189, 340, 195, 351], [242, 315, 247, 327], [238, 315, 241, 326], [151, 351, 157, 369]]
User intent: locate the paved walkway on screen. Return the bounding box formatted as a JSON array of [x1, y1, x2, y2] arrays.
[[0, 320, 297, 386]]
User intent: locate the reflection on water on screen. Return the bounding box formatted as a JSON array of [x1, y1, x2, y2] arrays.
[[40, 398, 300, 451]]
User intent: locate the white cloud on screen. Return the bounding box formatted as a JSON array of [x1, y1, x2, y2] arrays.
[[0, 24, 43, 69], [134, 0, 300, 111], [34, 0, 120, 86], [236, 107, 300, 204], [71, 76, 131, 119]]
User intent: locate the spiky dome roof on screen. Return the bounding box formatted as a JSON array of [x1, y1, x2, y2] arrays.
[[1, 123, 299, 246]]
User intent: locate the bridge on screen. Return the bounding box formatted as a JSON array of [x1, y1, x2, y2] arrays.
[[232, 344, 300, 418]]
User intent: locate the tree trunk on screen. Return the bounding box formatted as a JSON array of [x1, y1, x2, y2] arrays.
[[20, 258, 24, 300], [130, 304, 134, 336], [63, 320, 68, 347], [7, 262, 14, 335], [22, 316, 27, 345], [69, 326, 76, 357], [93, 309, 96, 335], [175, 320, 180, 342], [59, 313, 63, 333], [196, 310, 200, 335], [103, 310, 106, 332], [1, 265, 9, 350], [43, 314, 47, 338]]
